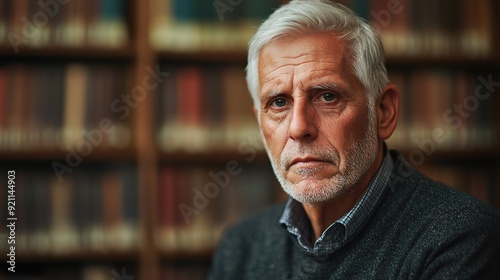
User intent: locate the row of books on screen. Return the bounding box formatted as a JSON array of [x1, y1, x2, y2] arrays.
[[0, 63, 131, 151], [151, 0, 497, 57], [156, 65, 260, 153], [0, 0, 128, 51], [150, 0, 281, 51], [387, 71, 499, 151], [155, 164, 282, 252], [1, 0, 496, 57], [0, 164, 139, 255], [1, 64, 497, 154], [156, 66, 499, 153], [346, 0, 496, 57]]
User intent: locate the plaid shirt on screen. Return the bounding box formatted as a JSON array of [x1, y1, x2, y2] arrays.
[[279, 149, 394, 256]]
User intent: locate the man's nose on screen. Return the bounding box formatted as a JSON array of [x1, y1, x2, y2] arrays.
[[288, 99, 318, 141]]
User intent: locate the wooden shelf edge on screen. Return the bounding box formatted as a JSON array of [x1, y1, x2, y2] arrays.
[[157, 50, 500, 67], [0, 45, 136, 60], [159, 150, 269, 164], [156, 49, 247, 63], [0, 147, 137, 162], [386, 55, 500, 68], [159, 148, 500, 164], [160, 249, 213, 262], [1, 250, 140, 263], [397, 148, 500, 163]]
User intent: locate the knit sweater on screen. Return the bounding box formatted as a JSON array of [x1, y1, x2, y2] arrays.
[[209, 151, 500, 279]]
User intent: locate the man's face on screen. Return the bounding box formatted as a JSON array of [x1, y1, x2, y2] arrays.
[[256, 33, 380, 203]]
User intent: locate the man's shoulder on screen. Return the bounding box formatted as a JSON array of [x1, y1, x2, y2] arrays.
[[383, 153, 500, 278], [224, 203, 287, 240], [388, 150, 500, 230], [212, 203, 289, 265]]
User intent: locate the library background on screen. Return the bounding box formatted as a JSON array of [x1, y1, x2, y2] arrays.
[[0, 0, 499, 279]]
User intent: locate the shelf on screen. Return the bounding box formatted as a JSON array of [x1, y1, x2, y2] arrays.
[[157, 50, 500, 68], [0, 45, 135, 61], [159, 150, 269, 164], [161, 249, 213, 262], [0, 148, 137, 162], [386, 55, 500, 69], [398, 148, 500, 164], [157, 50, 247, 64], [2, 0, 499, 278], [1, 250, 139, 263], [159, 148, 500, 164]]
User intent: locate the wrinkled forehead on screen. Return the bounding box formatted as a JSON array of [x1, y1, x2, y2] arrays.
[[257, 33, 358, 96]]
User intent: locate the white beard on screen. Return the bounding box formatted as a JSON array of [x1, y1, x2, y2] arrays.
[[264, 110, 379, 204]]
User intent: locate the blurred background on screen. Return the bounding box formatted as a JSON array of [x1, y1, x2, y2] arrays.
[[0, 0, 498, 279]]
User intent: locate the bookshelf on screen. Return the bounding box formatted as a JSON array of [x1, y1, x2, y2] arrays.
[[0, 0, 499, 279], [0, 0, 151, 279]]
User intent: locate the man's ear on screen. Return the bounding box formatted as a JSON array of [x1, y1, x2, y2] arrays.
[[376, 84, 399, 140]]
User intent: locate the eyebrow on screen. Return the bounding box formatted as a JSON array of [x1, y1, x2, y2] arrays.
[[261, 89, 283, 101], [260, 82, 347, 102], [310, 82, 343, 92]]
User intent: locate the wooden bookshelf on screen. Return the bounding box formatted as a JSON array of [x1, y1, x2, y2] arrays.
[[0, 148, 137, 162], [0, 45, 135, 60], [157, 50, 248, 63], [0, 0, 149, 279], [385, 55, 500, 69], [11, 251, 140, 263], [151, 0, 500, 278], [1, 0, 499, 279]]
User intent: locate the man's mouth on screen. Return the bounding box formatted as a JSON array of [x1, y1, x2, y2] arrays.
[[289, 157, 330, 169]]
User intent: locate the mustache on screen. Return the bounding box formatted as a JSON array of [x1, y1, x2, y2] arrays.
[[279, 144, 340, 169]]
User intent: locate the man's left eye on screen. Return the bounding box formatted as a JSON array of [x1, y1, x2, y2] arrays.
[[320, 93, 336, 102]]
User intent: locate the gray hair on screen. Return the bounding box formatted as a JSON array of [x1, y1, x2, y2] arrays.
[[245, 0, 389, 111]]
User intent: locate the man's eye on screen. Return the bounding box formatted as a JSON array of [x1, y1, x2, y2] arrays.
[[320, 93, 337, 102], [271, 98, 288, 107]]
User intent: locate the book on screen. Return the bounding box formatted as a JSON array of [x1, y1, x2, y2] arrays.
[[120, 165, 139, 250], [0, 68, 8, 146], [49, 175, 79, 254], [63, 63, 88, 146], [156, 65, 261, 152], [101, 170, 123, 250], [176, 66, 206, 152]]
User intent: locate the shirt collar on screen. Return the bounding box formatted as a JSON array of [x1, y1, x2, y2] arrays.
[[279, 146, 394, 256]]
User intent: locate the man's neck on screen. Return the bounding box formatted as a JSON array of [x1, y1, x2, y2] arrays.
[[302, 148, 384, 242]]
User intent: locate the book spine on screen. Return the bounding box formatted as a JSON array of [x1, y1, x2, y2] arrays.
[[63, 64, 88, 146]]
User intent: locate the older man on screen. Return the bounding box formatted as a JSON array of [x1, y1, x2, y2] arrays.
[[209, 1, 500, 279]]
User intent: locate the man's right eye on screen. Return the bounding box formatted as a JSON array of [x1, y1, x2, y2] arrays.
[[271, 98, 288, 108]]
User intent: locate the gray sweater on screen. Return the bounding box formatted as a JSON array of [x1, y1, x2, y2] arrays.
[[209, 151, 500, 279]]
